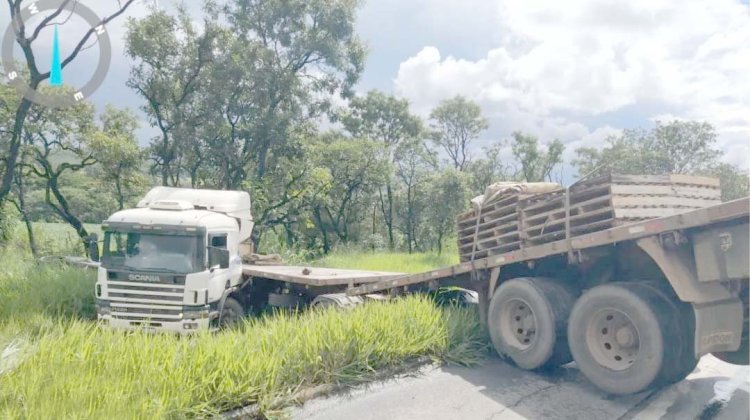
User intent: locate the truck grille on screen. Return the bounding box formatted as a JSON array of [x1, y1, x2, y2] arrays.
[[107, 281, 185, 322]]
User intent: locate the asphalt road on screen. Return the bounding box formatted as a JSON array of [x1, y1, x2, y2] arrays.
[[289, 355, 749, 420]]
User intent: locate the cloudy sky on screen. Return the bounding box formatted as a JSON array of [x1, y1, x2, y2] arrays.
[[3, 0, 750, 173]]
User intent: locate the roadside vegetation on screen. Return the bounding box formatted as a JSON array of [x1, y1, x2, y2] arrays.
[[0, 240, 487, 419]]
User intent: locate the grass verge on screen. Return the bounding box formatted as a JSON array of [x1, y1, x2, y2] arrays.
[[0, 248, 487, 419]]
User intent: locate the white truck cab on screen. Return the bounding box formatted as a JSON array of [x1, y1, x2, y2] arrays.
[[95, 187, 253, 332]]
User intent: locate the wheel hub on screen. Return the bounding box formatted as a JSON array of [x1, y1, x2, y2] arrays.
[[586, 309, 640, 371], [501, 298, 537, 350]]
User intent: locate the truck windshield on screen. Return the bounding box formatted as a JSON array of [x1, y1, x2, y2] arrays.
[[102, 231, 203, 274]]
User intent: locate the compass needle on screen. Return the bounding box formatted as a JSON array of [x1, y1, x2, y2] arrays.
[[50, 25, 63, 87]]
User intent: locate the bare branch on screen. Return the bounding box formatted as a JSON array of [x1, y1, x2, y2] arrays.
[[38, 0, 138, 79], [27, 0, 73, 43]]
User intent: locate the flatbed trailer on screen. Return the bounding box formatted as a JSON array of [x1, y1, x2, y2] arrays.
[[324, 197, 747, 395], [240, 197, 747, 396], [241, 265, 403, 288]]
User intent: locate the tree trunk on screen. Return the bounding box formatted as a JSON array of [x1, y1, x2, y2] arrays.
[[387, 183, 394, 250], [0, 98, 34, 204], [12, 169, 37, 257], [115, 176, 124, 210], [406, 185, 413, 254], [47, 176, 90, 255], [313, 207, 330, 254]]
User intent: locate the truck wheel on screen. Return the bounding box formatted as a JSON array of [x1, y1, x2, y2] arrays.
[[220, 297, 244, 328], [568, 283, 677, 395], [632, 282, 699, 384], [488, 277, 576, 370], [311, 294, 364, 309]]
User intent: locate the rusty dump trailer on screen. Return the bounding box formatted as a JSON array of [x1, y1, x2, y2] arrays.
[[242, 174, 749, 395]]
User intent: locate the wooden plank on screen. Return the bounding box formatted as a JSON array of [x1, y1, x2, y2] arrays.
[[668, 174, 721, 187], [610, 195, 720, 208], [612, 207, 694, 219], [609, 184, 721, 198], [458, 212, 518, 234]]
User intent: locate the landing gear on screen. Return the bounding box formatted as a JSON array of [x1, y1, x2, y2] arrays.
[[488, 277, 577, 370]]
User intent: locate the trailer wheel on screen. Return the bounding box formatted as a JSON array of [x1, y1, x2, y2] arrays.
[[311, 294, 364, 309], [568, 283, 677, 395], [220, 297, 244, 328], [488, 277, 576, 370], [632, 282, 699, 384]]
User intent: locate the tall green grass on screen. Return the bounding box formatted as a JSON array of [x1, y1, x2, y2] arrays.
[[0, 299, 484, 418], [0, 247, 487, 419]]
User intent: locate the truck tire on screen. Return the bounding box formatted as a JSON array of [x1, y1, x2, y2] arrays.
[[568, 282, 679, 395], [220, 297, 244, 328], [311, 294, 364, 309], [488, 277, 576, 370], [632, 282, 699, 384]]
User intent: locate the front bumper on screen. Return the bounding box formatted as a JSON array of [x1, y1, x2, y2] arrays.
[[97, 300, 218, 333], [98, 315, 213, 333]]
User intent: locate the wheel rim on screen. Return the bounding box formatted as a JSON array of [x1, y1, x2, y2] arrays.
[[499, 298, 537, 350], [586, 309, 640, 371]]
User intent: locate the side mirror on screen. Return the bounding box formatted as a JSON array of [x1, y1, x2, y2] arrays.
[[208, 247, 230, 270], [88, 233, 100, 262]]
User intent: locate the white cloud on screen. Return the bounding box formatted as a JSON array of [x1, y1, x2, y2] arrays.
[[394, 0, 750, 168]]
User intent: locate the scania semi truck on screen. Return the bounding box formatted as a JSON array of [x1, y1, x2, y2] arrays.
[[92, 183, 749, 396]]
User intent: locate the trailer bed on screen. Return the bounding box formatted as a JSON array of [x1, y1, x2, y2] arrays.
[[346, 197, 750, 296], [242, 265, 403, 287]]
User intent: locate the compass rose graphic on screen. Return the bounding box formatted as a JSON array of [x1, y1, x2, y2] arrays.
[[1, 0, 113, 109]]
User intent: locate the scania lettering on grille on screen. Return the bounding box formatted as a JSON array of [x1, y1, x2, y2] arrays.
[[128, 274, 161, 283]]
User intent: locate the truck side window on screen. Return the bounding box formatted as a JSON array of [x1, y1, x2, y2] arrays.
[[210, 234, 228, 249]]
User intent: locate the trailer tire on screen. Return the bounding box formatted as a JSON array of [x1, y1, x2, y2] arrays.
[[220, 297, 244, 328], [632, 282, 699, 384], [568, 283, 677, 395], [311, 294, 364, 309], [488, 277, 576, 370]]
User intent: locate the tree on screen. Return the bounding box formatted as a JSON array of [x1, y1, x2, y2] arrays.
[[207, 0, 367, 183], [0, 0, 137, 208], [424, 168, 471, 254], [394, 138, 435, 253], [339, 90, 422, 249], [510, 132, 564, 182], [309, 135, 388, 253], [573, 120, 721, 176], [88, 106, 147, 210], [20, 93, 98, 252], [126, 6, 218, 186], [708, 163, 749, 201], [572, 120, 747, 200], [429, 96, 488, 171], [466, 142, 511, 194]]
